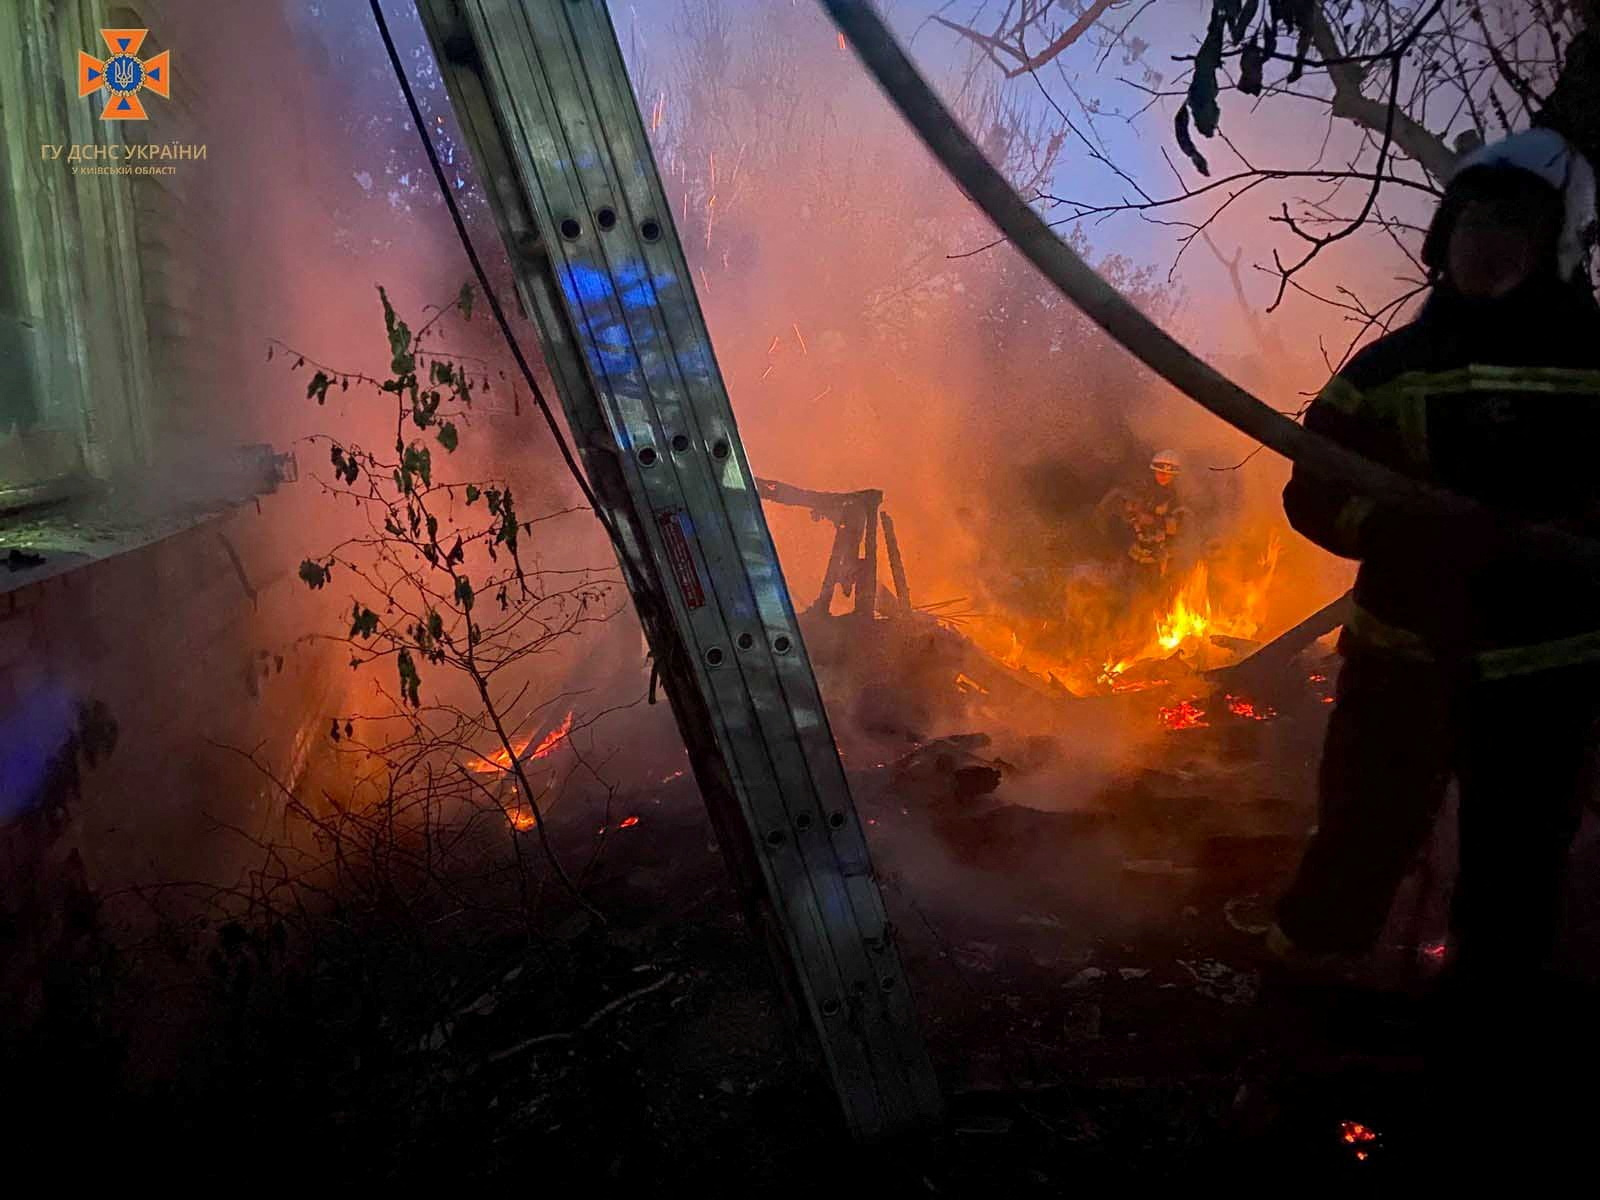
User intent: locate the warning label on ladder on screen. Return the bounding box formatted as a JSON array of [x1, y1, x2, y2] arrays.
[[657, 510, 707, 610]]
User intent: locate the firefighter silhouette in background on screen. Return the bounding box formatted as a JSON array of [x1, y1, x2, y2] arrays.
[[1095, 449, 1193, 578]]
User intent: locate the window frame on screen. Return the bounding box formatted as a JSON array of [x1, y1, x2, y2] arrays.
[[0, 0, 154, 512]]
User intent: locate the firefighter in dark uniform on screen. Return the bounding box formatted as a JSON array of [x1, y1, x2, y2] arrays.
[[1274, 129, 1600, 972], [1271, 128, 1600, 1157], [1096, 449, 1192, 579]]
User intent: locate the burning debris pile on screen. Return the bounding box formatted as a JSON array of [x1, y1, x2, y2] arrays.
[[758, 472, 1340, 750], [986, 533, 1286, 703]]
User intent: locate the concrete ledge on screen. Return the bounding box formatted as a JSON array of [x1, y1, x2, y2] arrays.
[[0, 493, 255, 597]]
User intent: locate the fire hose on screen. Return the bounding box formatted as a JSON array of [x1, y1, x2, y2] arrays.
[[819, 0, 1600, 573]]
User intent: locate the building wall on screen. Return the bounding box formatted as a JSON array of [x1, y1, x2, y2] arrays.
[[1, 494, 340, 856], [1, 1, 353, 986]]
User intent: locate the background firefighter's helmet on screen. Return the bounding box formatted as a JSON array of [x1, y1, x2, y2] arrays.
[[1422, 128, 1597, 282], [1150, 450, 1182, 476]]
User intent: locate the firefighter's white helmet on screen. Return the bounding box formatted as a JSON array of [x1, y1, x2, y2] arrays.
[[1446, 128, 1597, 281], [1150, 450, 1182, 475]]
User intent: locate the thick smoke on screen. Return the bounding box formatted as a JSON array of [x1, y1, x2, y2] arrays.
[[624, 0, 1353, 689]]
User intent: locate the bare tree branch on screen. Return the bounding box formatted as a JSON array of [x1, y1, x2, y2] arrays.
[[935, 0, 1121, 79], [1310, 5, 1459, 183]]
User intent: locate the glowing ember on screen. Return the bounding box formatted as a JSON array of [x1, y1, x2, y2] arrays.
[[1340, 1121, 1378, 1161], [1225, 695, 1277, 721], [508, 809, 538, 832], [1341, 1121, 1377, 1143], [954, 672, 990, 695], [1159, 699, 1208, 731], [465, 710, 575, 773], [619, 815, 641, 829], [1420, 940, 1448, 963]]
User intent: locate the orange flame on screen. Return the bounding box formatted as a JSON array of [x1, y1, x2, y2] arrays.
[[465, 710, 575, 774], [983, 532, 1283, 698], [1156, 563, 1215, 653], [1150, 536, 1281, 660]]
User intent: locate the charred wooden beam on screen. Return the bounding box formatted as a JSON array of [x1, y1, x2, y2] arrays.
[[880, 510, 911, 611], [1204, 590, 1352, 695]]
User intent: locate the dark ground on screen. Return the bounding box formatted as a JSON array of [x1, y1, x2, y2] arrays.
[[9, 673, 1600, 1190]]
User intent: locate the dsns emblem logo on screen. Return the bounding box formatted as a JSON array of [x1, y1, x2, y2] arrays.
[[78, 29, 170, 121]]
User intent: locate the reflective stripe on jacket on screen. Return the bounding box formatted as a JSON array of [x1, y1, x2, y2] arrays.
[[1284, 278, 1600, 676]]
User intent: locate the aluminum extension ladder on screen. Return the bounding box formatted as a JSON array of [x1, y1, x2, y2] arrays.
[[411, 0, 941, 1138]]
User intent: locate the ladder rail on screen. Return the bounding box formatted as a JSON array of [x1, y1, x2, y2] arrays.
[[410, 0, 941, 1137]]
